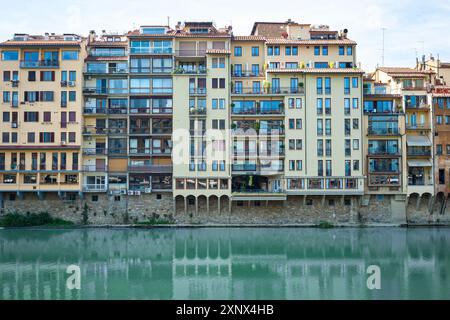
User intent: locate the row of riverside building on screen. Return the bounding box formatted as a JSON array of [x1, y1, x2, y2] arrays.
[[1, 20, 450, 225]]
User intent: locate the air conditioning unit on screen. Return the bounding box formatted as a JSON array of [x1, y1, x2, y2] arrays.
[[144, 188, 152, 194], [120, 189, 127, 195], [68, 81, 75, 87], [61, 141, 67, 146], [11, 122, 18, 128], [128, 190, 134, 196], [61, 81, 67, 87], [135, 191, 141, 196]]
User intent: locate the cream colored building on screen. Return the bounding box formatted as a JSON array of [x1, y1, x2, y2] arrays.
[[0, 33, 85, 201]]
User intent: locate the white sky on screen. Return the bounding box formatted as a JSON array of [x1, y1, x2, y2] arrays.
[[1, 0, 449, 71]]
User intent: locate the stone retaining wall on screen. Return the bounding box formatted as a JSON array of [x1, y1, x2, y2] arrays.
[[1, 192, 450, 225]]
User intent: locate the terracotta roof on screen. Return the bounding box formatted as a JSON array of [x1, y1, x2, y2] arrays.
[[267, 68, 364, 74], [251, 22, 289, 37], [206, 49, 231, 54], [232, 35, 266, 42], [265, 38, 357, 45], [377, 67, 433, 77], [440, 63, 450, 68], [85, 56, 128, 61], [0, 40, 81, 47]]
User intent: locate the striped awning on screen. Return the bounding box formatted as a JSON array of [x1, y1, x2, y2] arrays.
[[408, 160, 432, 167], [406, 135, 432, 147]]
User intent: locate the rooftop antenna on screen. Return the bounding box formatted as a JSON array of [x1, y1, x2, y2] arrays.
[[167, 16, 170, 27], [381, 27, 386, 66]]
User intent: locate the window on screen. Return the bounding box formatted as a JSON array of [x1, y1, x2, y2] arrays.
[[317, 78, 323, 94], [3, 71, 10, 82], [3, 91, 10, 103], [322, 46, 328, 55], [344, 98, 351, 115], [339, 46, 345, 56], [318, 160, 324, 176], [316, 98, 323, 115], [353, 119, 359, 130], [28, 71, 36, 81], [317, 119, 323, 135], [317, 140, 324, 156], [62, 51, 79, 60], [314, 46, 320, 56], [353, 139, 360, 150], [289, 119, 295, 130], [267, 46, 273, 56], [251, 46, 259, 56], [345, 160, 352, 177], [234, 46, 242, 56], [39, 132, 55, 143], [352, 98, 359, 109], [352, 77, 359, 88], [353, 160, 360, 171], [345, 139, 351, 156], [27, 132, 35, 143], [43, 112, 51, 122], [69, 91, 76, 102], [2, 112, 10, 122], [2, 51, 19, 60], [293, 46, 298, 55], [24, 112, 39, 122], [296, 119, 302, 129], [40, 71, 55, 81], [325, 98, 331, 115], [344, 78, 350, 94], [437, 144, 443, 155], [285, 46, 291, 56], [296, 139, 303, 150], [347, 46, 353, 55], [326, 160, 332, 176], [325, 119, 331, 135], [274, 46, 280, 55]]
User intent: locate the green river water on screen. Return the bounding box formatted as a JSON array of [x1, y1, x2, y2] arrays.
[[0, 227, 449, 300]]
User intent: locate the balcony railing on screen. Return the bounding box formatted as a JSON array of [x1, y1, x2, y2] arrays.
[[84, 107, 107, 115], [83, 87, 128, 95], [84, 67, 128, 74], [82, 148, 107, 155], [189, 107, 207, 116], [406, 124, 430, 130], [407, 149, 432, 156], [175, 50, 206, 57], [152, 127, 172, 135], [129, 148, 152, 155], [189, 88, 207, 95], [130, 48, 173, 55], [83, 126, 107, 135], [82, 165, 108, 172], [231, 128, 285, 136], [173, 67, 207, 74], [20, 60, 59, 68], [368, 174, 400, 187], [231, 70, 264, 78], [232, 106, 285, 116], [128, 164, 173, 174], [108, 127, 128, 135], [232, 87, 304, 95], [129, 128, 150, 134], [232, 164, 284, 172], [367, 127, 400, 135], [83, 184, 108, 192]]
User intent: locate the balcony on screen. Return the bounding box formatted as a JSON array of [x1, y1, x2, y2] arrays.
[[83, 107, 107, 115], [405, 103, 430, 111], [83, 184, 108, 192], [189, 107, 207, 117], [83, 87, 128, 95], [173, 66, 207, 75], [407, 149, 432, 157], [83, 126, 107, 135], [129, 148, 151, 155], [231, 87, 304, 96], [231, 106, 285, 116], [406, 123, 431, 130], [175, 50, 206, 58], [152, 127, 172, 135], [231, 163, 284, 173], [130, 48, 173, 55], [108, 127, 128, 135], [367, 127, 400, 136], [231, 70, 264, 78], [128, 164, 173, 174], [368, 174, 400, 187], [82, 165, 108, 172], [84, 66, 128, 74], [129, 127, 150, 135], [20, 60, 59, 69], [189, 88, 207, 96], [82, 148, 107, 156]]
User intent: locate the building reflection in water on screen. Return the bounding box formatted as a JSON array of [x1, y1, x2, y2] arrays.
[[0, 228, 449, 300]]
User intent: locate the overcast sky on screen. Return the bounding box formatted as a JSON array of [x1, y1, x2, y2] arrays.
[[1, 0, 449, 71]]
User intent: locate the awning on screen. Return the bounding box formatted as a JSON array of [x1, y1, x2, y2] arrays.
[[406, 136, 432, 147], [408, 160, 432, 167]]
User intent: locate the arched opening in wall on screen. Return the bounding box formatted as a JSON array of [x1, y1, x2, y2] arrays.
[[407, 193, 420, 214], [422, 193, 432, 214], [175, 195, 185, 215], [434, 192, 446, 215], [197, 195, 208, 215], [209, 195, 219, 215], [219, 195, 230, 215], [186, 195, 196, 216]]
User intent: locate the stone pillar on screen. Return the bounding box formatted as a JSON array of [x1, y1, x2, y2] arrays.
[[184, 197, 187, 215], [206, 197, 210, 215], [195, 197, 198, 216], [218, 197, 221, 215]]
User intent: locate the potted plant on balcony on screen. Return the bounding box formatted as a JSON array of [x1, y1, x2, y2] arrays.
[[253, 122, 260, 133], [263, 81, 271, 94], [231, 123, 237, 130]]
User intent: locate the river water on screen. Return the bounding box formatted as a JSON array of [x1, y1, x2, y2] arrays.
[[0, 227, 449, 300]]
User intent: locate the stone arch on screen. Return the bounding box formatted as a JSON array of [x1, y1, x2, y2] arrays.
[[175, 195, 185, 215], [422, 193, 433, 214], [209, 195, 219, 215], [197, 195, 208, 215], [186, 195, 197, 216], [219, 195, 231, 215], [433, 192, 446, 215]]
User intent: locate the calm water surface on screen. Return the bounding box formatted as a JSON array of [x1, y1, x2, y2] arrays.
[[0, 227, 449, 300]]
